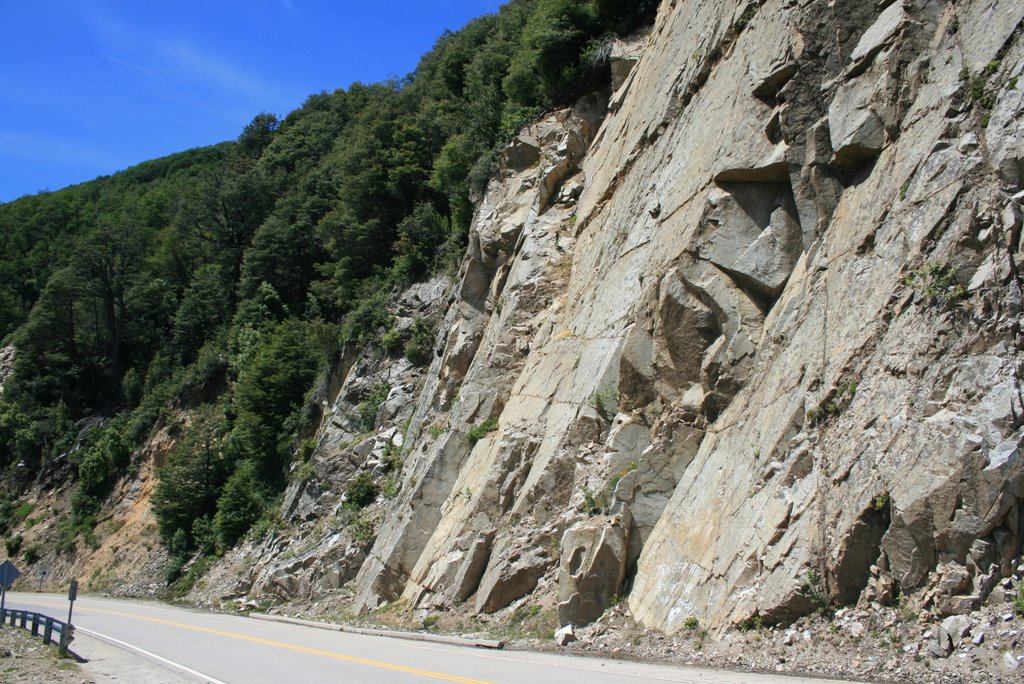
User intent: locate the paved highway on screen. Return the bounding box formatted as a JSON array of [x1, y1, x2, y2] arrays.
[[6, 593, 852, 683]]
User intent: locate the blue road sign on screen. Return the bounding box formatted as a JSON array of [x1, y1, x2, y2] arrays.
[[0, 560, 20, 590]]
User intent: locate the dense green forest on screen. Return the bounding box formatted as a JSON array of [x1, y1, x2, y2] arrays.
[[0, 0, 656, 575]]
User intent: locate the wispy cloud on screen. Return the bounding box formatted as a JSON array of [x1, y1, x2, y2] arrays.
[[77, 4, 277, 103], [0, 130, 128, 170], [106, 55, 158, 79], [154, 39, 272, 99]]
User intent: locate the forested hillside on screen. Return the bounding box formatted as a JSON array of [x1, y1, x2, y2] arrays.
[[0, 0, 655, 571]]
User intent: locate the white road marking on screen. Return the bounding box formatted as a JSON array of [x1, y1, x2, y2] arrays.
[[76, 625, 228, 684]]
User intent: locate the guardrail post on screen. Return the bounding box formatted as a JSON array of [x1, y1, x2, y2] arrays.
[[31, 613, 40, 636], [19, 611, 27, 629], [58, 624, 69, 656], [42, 617, 53, 645]]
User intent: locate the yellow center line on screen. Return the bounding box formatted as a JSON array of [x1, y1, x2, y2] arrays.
[[24, 601, 491, 684]]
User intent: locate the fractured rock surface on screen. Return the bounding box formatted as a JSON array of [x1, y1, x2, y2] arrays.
[[197, 0, 1024, 651]]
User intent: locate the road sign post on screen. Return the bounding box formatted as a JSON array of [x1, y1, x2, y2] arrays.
[[61, 579, 78, 655], [0, 560, 22, 625], [67, 579, 77, 624]]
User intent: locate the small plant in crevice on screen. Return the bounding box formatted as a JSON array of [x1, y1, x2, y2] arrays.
[[380, 476, 401, 499], [1012, 582, 1024, 616], [734, 3, 758, 32], [347, 513, 375, 546], [684, 615, 700, 630], [807, 377, 858, 426], [427, 422, 447, 440], [357, 382, 390, 433], [962, 61, 1001, 125], [694, 628, 709, 649], [970, 76, 990, 103], [403, 316, 435, 366], [581, 485, 609, 515], [345, 471, 379, 509], [836, 378, 858, 402], [589, 386, 618, 421], [608, 460, 640, 493], [872, 490, 891, 511], [547, 535, 560, 560], [804, 569, 835, 618], [467, 417, 499, 444], [381, 439, 403, 474], [736, 614, 765, 631], [901, 260, 968, 307], [293, 459, 316, 485]]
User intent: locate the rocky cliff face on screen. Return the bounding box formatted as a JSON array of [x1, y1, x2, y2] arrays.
[[199, 0, 1024, 640]]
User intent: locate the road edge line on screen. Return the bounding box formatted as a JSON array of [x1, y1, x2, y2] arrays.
[[76, 625, 228, 684], [247, 613, 505, 650]]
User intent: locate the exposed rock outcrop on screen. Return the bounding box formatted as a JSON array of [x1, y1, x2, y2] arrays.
[[0, 344, 14, 394], [195, 0, 1024, 652], [557, 509, 631, 627]]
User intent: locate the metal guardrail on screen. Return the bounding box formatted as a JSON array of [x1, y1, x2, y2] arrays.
[[0, 608, 74, 655]]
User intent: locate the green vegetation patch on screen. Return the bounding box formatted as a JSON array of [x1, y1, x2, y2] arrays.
[[467, 418, 499, 444], [901, 261, 968, 307]]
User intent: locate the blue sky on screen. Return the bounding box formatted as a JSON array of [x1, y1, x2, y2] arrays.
[[0, 1, 504, 203]]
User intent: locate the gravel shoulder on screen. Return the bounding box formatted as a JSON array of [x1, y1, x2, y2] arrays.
[[0, 624, 197, 684], [0, 625, 84, 683]]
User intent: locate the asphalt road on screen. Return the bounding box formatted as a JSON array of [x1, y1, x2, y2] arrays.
[[6, 593, 854, 683]]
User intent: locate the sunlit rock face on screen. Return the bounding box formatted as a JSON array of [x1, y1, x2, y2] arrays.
[[216, 0, 1024, 634]]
